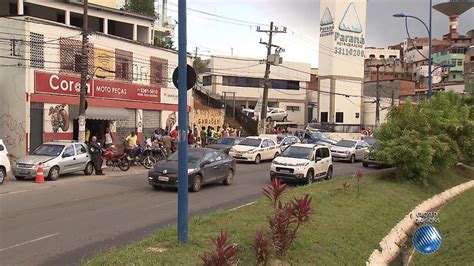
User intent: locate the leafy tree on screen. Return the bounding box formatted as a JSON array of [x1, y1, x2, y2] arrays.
[[153, 37, 175, 50], [123, 0, 157, 19], [193, 57, 210, 75], [376, 92, 473, 184]]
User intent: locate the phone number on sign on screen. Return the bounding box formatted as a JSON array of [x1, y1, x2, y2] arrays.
[[334, 47, 365, 57]]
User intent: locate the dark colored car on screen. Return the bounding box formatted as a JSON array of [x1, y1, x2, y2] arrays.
[[297, 131, 337, 147], [148, 148, 236, 192], [207, 137, 244, 154]]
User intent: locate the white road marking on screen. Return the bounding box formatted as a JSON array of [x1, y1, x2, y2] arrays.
[[0, 186, 50, 196], [230, 201, 256, 211], [152, 200, 177, 208], [0, 233, 60, 253]]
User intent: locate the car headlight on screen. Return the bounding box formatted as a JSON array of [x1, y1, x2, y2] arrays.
[[188, 168, 197, 174], [295, 162, 310, 167], [345, 150, 350, 154], [229, 148, 236, 153]]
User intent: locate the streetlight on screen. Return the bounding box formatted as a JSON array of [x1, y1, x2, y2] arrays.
[[393, 0, 433, 97]]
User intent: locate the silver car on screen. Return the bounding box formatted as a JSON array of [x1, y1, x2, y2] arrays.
[[330, 139, 369, 163], [12, 141, 93, 181]]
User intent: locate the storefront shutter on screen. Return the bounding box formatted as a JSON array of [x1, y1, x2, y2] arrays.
[[115, 109, 136, 141], [142, 110, 161, 138]]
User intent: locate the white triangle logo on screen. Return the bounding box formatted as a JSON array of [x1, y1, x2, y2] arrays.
[[320, 7, 334, 26], [338, 2, 362, 33]]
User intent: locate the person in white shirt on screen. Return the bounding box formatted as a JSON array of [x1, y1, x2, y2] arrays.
[[104, 127, 114, 149]]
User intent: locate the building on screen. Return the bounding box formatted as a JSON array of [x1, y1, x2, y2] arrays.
[[199, 55, 314, 126], [433, 43, 471, 83], [0, 1, 192, 158], [365, 47, 400, 60], [465, 45, 474, 94]]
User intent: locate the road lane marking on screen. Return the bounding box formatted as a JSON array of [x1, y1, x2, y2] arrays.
[[0, 233, 60, 253], [152, 200, 176, 209], [230, 201, 256, 211], [0, 186, 51, 196]]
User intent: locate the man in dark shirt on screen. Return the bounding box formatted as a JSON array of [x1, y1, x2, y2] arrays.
[[88, 136, 104, 175]]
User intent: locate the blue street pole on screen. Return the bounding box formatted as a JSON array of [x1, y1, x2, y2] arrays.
[[177, 0, 188, 243], [428, 0, 433, 97]]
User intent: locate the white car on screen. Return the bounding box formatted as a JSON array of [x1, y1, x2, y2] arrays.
[[229, 137, 280, 164], [330, 139, 369, 163], [270, 143, 333, 184], [277, 135, 301, 151], [267, 107, 288, 122], [0, 139, 11, 184]]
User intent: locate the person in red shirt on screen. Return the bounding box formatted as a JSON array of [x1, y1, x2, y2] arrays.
[[170, 126, 179, 140]]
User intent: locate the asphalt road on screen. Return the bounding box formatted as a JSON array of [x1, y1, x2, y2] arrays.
[[0, 161, 374, 266]]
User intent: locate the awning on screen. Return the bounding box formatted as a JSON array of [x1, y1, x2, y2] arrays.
[[69, 105, 129, 120]]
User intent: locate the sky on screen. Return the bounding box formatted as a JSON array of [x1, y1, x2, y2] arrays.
[[167, 0, 474, 67]]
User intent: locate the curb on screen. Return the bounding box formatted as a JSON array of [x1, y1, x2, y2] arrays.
[[366, 179, 474, 265]]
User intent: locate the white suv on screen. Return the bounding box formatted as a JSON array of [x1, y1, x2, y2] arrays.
[[0, 139, 11, 184], [270, 143, 333, 185], [267, 108, 288, 122]]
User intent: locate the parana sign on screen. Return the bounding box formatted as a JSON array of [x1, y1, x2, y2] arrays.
[[333, 2, 365, 58]]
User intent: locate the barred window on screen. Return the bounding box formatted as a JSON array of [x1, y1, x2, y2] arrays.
[[203, 75, 212, 86], [151, 57, 168, 87], [60, 38, 93, 74], [115, 49, 132, 81], [30, 33, 44, 69]]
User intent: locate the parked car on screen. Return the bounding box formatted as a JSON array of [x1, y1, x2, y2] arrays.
[[270, 143, 333, 184], [277, 135, 301, 151], [330, 139, 369, 163], [297, 131, 337, 147], [229, 137, 280, 164], [147, 148, 236, 192], [207, 137, 244, 154], [362, 136, 376, 147], [266, 107, 288, 122], [0, 139, 11, 184], [12, 141, 93, 181], [363, 142, 388, 168]]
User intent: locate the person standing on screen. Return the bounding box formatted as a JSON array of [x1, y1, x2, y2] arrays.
[[161, 131, 173, 155], [125, 131, 138, 149], [85, 127, 91, 144], [188, 127, 196, 147], [170, 126, 179, 140], [88, 136, 104, 175], [104, 127, 114, 149], [200, 126, 208, 147]]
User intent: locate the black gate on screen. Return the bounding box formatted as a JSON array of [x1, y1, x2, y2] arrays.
[[30, 103, 44, 152]]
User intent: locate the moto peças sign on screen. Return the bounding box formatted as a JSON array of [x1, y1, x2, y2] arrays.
[[34, 71, 161, 103]]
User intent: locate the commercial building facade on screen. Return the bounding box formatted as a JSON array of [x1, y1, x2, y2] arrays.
[[0, 3, 191, 158]]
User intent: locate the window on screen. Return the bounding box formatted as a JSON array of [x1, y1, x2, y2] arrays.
[[379, 55, 385, 59], [369, 54, 375, 59], [63, 145, 75, 157], [60, 38, 91, 74], [457, 60, 463, 66], [452, 74, 456, 79], [74, 144, 87, 155], [30, 33, 44, 69], [0, 144, 4, 151], [222, 76, 262, 87], [271, 80, 299, 90], [470, 56, 474, 61], [315, 148, 323, 159], [320, 112, 328, 123], [335, 112, 344, 123], [115, 49, 132, 81], [286, 106, 300, 112], [203, 75, 212, 86], [151, 57, 168, 87], [322, 148, 330, 158], [355, 112, 360, 118]]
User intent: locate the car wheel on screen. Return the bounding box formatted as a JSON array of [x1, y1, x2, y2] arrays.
[[362, 162, 369, 168], [223, 169, 234, 186], [84, 162, 94, 175], [48, 166, 60, 181], [306, 170, 314, 185], [325, 166, 333, 180], [190, 175, 202, 192], [152, 185, 161, 190], [0, 168, 5, 184], [14, 176, 25, 181], [274, 152, 279, 159], [266, 117, 271, 122], [283, 116, 288, 122], [350, 155, 355, 164], [254, 154, 261, 164]]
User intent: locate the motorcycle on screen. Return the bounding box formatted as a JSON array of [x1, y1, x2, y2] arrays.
[[124, 144, 157, 169], [102, 148, 130, 171], [151, 142, 168, 161]]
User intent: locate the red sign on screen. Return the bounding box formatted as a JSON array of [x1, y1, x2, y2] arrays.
[[35, 71, 93, 96], [34, 72, 160, 103], [94, 80, 160, 102]]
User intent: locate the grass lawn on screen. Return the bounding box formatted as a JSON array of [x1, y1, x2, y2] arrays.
[[411, 187, 474, 265], [85, 166, 473, 265]]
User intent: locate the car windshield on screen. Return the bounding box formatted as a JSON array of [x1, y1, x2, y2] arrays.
[[239, 138, 261, 147], [336, 140, 357, 148], [311, 132, 328, 139], [217, 138, 236, 145], [364, 137, 376, 146], [277, 136, 286, 144], [168, 150, 206, 163], [31, 144, 65, 156], [281, 146, 312, 160]]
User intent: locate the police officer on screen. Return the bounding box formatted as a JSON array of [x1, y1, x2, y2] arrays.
[[88, 136, 104, 175]]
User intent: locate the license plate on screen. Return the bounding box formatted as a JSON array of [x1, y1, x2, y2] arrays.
[[158, 176, 169, 182], [279, 169, 290, 173], [17, 170, 29, 175]]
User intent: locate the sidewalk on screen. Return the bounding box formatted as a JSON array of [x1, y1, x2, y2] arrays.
[[0, 165, 148, 195]]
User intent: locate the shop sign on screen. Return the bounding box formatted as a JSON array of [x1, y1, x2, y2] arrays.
[[34, 71, 160, 103], [35, 71, 92, 96], [320, 7, 334, 37], [333, 2, 365, 58]]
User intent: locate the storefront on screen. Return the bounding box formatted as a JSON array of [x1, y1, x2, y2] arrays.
[[30, 71, 183, 151]]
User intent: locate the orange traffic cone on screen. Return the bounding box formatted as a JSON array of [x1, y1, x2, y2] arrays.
[[35, 162, 45, 183]]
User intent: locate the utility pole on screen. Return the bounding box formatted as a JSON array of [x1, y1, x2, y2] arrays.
[[78, 0, 89, 143], [256, 22, 286, 134], [367, 63, 391, 127]]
